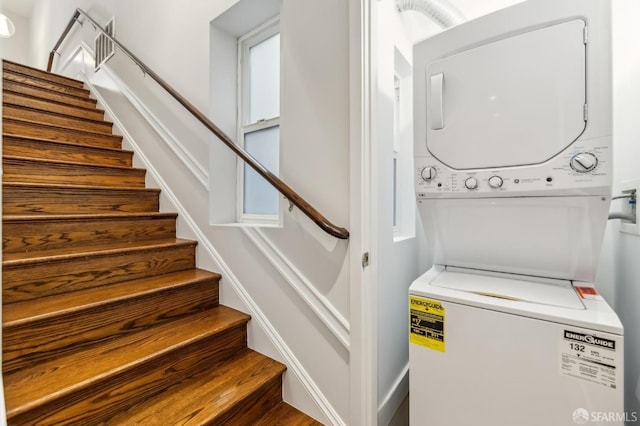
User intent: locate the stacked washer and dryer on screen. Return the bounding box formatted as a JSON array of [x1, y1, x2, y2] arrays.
[[408, 1, 624, 425]]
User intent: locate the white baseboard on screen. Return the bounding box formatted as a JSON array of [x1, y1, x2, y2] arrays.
[[378, 364, 409, 426]]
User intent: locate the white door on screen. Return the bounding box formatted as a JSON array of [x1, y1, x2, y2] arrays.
[[426, 19, 587, 170]]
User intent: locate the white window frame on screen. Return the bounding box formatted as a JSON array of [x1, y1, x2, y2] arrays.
[[236, 17, 281, 224], [393, 75, 401, 231], [393, 48, 416, 241]]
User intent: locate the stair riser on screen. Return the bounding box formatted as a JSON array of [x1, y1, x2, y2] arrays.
[[255, 403, 324, 426], [3, 71, 90, 98], [3, 185, 159, 215], [103, 349, 287, 425], [9, 325, 248, 425], [3, 104, 113, 134], [3, 215, 177, 253], [3, 119, 122, 149], [3, 279, 220, 374], [3, 91, 104, 120], [2, 158, 146, 188], [2, 136, 133, 167], [3, 61, 86, 90], [3, 243, 197, 303], [217, 377, 283, 425], [3, 80, 96, 109]]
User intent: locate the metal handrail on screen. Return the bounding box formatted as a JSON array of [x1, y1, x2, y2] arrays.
[[48, 8, 349, 239]]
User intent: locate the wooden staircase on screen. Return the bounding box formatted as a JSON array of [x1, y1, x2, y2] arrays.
[[1, 60, 322, 426]]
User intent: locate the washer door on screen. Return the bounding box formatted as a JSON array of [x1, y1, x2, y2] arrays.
[[426, 19, 586, 170]]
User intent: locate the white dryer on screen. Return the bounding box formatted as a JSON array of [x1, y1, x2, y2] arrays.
[[409, 0, 624, 425]]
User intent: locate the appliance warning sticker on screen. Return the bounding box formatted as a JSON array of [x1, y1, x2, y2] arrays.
[[559, 329, 619, 389], [409, 296, 445, 352], [574, 286, 604, 300]]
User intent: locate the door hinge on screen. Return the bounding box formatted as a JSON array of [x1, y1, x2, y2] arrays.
[[583, 26, 588, 44], [583, 104, 588, 121], [361, 252, 370, 268]]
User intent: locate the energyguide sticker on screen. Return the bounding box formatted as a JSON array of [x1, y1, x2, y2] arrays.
[[559, 329, 620, 389], [409, 296, 445, 352]]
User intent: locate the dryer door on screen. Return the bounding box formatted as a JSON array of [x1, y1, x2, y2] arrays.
[[426, 19, 586, 170]]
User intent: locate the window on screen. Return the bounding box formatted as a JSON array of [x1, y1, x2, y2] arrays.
[[393, 75, 400, 230], [393, 48, 416, 240], [237, 19, 280, 222]]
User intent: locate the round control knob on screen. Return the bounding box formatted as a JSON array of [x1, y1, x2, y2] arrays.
[[570, 152, 598, 173], [488, 175, 503, 188], [464, 177, 478, 190], [421, 166, 437, 181]]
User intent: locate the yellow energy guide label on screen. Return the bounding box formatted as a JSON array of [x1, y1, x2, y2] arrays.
[[409, 296, 445, 352]]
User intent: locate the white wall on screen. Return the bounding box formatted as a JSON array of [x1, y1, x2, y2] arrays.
[[611, 0, 640, 420], [0, 10, 30, 65], [374, 1, 423, 424], [271, 0, 351, 332], [29, 0, 353, 423]]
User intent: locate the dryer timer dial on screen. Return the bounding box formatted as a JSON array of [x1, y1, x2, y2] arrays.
[[570, 152, 598, 173], [421, 167, 437, 181]]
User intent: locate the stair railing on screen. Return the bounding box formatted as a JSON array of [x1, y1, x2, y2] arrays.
[[48, 8, 349, 239]]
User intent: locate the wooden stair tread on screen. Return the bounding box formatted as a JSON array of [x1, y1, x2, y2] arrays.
[[103, 349, 286, 425], [3, 211, 178, 222], [3, 100, 109, 123], [3, 241, 196, 304], [3, 181, 159, 191], [3, 212, 178, 253], [3, 269, 220, 375], [3, 182, 160, 215], [3, 237, 195, 265], [3, 102, 113, 133], [2, 155, 146, 173], [3, 212, 179, 253], [256, 402, 325, 426], [2, 80, 97, 108], [3, 60, 86, 89], [3, 134, 133, 167], [2, 212, 177, 253], [2, 133, 130, 154], [3, 89, 105, 119], [2, 161, 146, 187], [4, 306, 251, 418], [3, 72, 91, 98], [3, 268, 220, 324], [2, 77, 94, 102], [3, 116, 117, 139], [4, 118, 121, 149], [2, 154, 144, 173]]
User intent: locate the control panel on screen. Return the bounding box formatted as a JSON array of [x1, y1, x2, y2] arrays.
[[415, 137, 611, 198]]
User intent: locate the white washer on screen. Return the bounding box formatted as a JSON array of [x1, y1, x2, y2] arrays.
[[409, 266, 623, 426], [409, 0, 624, 424]]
